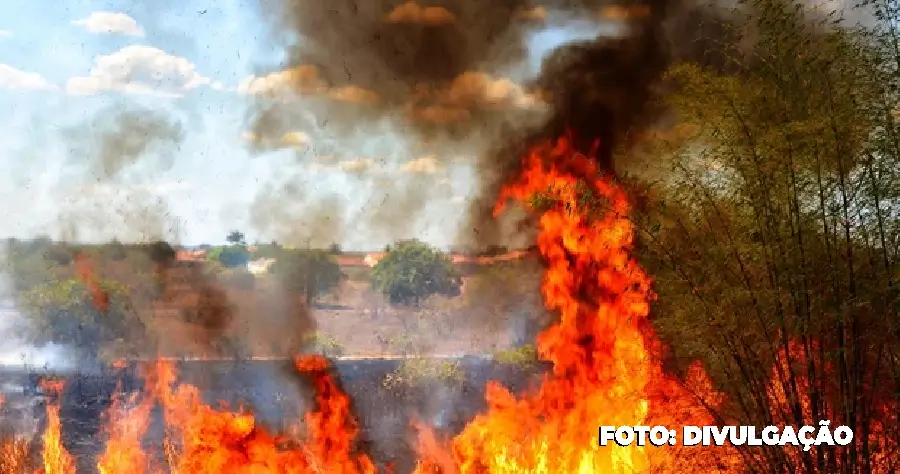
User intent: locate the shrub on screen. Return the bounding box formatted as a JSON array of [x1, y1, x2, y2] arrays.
[[301, 331, 344, 357], [382, 359, 465, 391]]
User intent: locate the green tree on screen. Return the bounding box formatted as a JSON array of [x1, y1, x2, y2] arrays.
[[17, 278, 147, 361], [370, 239, 461, 305], [4, 250, 54, 293], [218, 246, 250, 268], [226, 230, 246, 246], [269, 250, 343, 305]]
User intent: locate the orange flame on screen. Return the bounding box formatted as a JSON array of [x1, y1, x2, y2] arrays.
[[29, 134, 899, 473], [86, 356, 374, 474], [38, 380, 75, 474], [412, 135, 739, 473], [74, 253, 109, 313]]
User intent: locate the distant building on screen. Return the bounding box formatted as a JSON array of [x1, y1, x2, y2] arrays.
[[247, 258, 276, 276]]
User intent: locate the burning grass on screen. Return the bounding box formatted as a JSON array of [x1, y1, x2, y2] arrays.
[[1, 134, 898, 474], [0, 432, 37, 474]]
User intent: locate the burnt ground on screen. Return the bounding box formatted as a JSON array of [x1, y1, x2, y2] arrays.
[[0, 358, 549, 474]]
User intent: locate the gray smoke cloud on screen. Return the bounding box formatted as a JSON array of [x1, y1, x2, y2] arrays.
[[243, 0, 749, 249]]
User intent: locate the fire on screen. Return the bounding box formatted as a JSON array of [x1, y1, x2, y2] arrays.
[[74, 253, 109, 313], [91, 356, 374, 474], [407, 135, 738, 473], [38, 381, 75, 474], [22, 134, 896, 473]]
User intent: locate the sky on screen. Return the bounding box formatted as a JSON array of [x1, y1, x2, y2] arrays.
[[0, 0, 624, 250]]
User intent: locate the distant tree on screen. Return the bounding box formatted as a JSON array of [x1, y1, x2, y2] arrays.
[[253, 243, 281, 259], [145, 240, 176, 265], [226, 231, 246, 246], [42, 245, 74, 266], [328, 242, 342, 255], [104, 239, 127, 261], [370, 239, 462, 306], [206, 246, 224, 262], [17, 278, 147, 361], [218, 246, 250, 268], [4, 251, 54, 293], [269, 250, 343, 305]]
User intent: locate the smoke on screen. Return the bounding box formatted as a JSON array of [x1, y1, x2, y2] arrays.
[[11, 99, 317, 361], [63, 102, 184, 181], [52, 101, 186, 244], [0, 243, 78, 371], [245, 0, 744, 249]]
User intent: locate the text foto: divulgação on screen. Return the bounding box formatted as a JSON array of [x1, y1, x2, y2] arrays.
[[599, 421, 853, 452]]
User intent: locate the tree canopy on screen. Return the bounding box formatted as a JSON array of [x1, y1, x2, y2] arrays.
[[524, 0, 900, 469], [370, 239, 462, 305], [269, 250, 344, 304], [226, 230, 246, 246], [16, 278, 147, 361]]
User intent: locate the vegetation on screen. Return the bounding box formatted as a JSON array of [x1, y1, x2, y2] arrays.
[[370, 239, 462, 305], [16, 278, 147, 361], [382, 359, 466, 391], [300, 331, 345, 357], [492, 344, 538, 369], [225, 230, 246, 246], [8, 0, 900, 472], [216, 246, 250, 268], [269, 249, 344, 305], [527, 0, 900, 469]]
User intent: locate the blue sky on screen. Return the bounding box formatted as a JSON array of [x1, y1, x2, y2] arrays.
[[0, 0, 621, 250]]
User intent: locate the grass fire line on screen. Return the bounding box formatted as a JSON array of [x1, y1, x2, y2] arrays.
[[3, 135, 895, 474]]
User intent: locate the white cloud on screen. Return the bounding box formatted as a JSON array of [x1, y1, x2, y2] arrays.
[[402, 155, 441, 174], [237, 65, 326, 96], [237, 65, 378, 104], [0, 30, 12, 37], [72, 11, 145, 37], [0, 64, 56, 90], [66, 46, 211, 96]]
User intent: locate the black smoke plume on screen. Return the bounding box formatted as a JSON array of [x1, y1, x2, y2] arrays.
[[253, 0, 737, 246]]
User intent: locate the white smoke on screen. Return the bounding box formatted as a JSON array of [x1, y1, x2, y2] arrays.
[[0, 244, 77, 371]]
